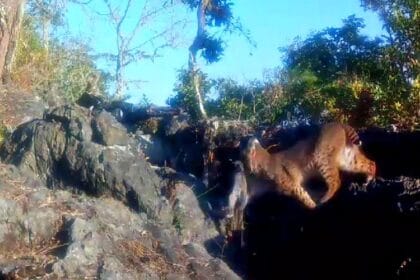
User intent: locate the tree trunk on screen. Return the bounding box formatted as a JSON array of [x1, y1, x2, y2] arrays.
[[115, 58, 124, 98], [0, 0, 26, 84], [188, 0, 209, 120], [189, 51, 207, 119], [238, 94, 244, 121]]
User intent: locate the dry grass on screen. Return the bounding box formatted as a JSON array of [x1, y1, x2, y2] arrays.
[[0, 164, 82, 279], [0, 163, 200, 279], [117, 240, 170, 275], [0, 220, 65, 280], [116, 239, 188, 278]]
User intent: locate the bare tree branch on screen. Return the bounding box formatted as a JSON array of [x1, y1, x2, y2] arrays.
[[70, 0, 93, 4], [116, 0, 132, 32], [79, 0, 186, 97], [126, 19, 185, 54], [124, 1, 170, 51]]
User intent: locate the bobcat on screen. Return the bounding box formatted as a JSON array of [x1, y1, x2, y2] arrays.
[[242, 123, 376, 209]]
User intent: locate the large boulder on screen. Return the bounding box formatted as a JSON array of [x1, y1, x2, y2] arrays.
[[0, 163, 240, 279], [0, 105, 170, 223], [92, 110, 130, 146], [0, 103, 240, 277], [157, 168, 219, 244]]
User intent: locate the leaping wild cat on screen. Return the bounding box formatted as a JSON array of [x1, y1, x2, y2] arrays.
[[242, 122, 376, 209]]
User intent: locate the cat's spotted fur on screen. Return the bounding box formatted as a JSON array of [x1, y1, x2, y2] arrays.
[[243, 123, 376, 208]]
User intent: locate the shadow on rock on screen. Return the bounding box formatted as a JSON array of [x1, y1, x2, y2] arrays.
[[243, 178, 420, 280]]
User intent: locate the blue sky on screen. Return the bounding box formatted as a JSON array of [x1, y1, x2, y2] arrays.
[[65, 0, 385, 105]]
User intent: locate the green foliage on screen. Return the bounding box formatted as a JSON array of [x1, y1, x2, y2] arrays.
[[0, 124, 9, 147], [138, 93, 152, 108], [11, 15, 108, 103], [182, 0, 234, 27], [201, 35, 225, 63], [208, 77, 288, 124], [172, 213, 184, 234], [169, 12, 418, 129], [362, 0, 419, 129], [39, 42, 95, 102], [184, 0, 247, 64], [361, 0, 419, 80], [210, 79, 247, 119], [27, 0, 66, 29], [280, 15, 418, 128], [169, 69, 289, 124], [181, 0, 252, 120], [207, 0, 233, 27], [167, 69, 213, 120]]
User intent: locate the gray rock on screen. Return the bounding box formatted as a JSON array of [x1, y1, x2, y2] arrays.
[[45, 105, 93, 142], [0, 161, 242, 280], [164, 114, 191, 136], [158, 168, 218, 244], [92, 110, 130, 146], [0, 102, 244, 279], [0, 199, 24, 243], [184, 243, 241, 280], [0, 120, 43, 175], [52, 217, 103, 278], [23, 207, 61, 245], [0, 105, 171, 223], [98, 257, 138, 280], [136, 133, 169, 165]]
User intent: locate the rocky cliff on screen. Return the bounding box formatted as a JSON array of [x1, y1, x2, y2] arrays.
[[0, 97, 239, 279], [0, 90, 419, 279]]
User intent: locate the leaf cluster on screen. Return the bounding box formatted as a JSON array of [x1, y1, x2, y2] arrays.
[[167, 69, 213, 120], [170, 12, 419, 129]]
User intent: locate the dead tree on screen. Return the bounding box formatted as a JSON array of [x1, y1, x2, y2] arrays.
[[93, 0, 186, 98]]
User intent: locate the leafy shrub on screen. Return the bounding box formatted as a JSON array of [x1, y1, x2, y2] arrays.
[[11, 15, 108, 103]]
